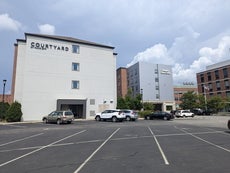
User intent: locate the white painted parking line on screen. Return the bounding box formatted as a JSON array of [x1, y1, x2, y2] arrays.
[[148, 127, 169, 165], [73, 128, 120, 173], [174, 126, 230, 153], [0, 130, 86, 167], [0, 133, 44, 147]]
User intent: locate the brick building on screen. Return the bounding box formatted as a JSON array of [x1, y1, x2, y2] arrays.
[[117, 67, 128, 98], [174, 85, 198, 109], [196, 60, 230, 99]]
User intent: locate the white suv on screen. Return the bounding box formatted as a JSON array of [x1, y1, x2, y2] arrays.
[[95, 109, 126, 122], [175, 110, 194, 118], [122, 110, 138, 121]]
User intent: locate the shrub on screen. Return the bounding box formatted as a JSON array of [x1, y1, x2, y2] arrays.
[[0, 102, 10, 120], [138, 110, 153, 118], [5, 101, 22, 122]]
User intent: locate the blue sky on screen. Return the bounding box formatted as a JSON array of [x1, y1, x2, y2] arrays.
[[1, 0, 230, 93]]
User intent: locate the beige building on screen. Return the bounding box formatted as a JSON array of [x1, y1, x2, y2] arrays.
[[11, 33, 117, 121]]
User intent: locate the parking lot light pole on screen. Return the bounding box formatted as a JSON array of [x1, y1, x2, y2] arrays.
[[141, 88, 143, 111], [2, 79, 7, 103]]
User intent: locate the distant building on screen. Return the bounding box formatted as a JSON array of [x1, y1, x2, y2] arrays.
[[196, 60, 230, 99], [0, 94, 13, 104], [127, 62, 175, 112], [11, 33, 117, 121], [174, 85, 198, 109], [117, 67, 128, 98]]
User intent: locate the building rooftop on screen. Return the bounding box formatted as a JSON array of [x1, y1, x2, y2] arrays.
[[206, 59, 230, 70], [17, 33, 115, 49]]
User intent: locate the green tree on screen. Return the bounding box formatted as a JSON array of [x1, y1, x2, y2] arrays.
[[143, 102, 154, 111], [5, 101, 22, 122], [133, 93, 142, 110], [0, 102, 10, 120], [117, 97, 128, 109], [196, 94, 206, 109], [180, 91, 197, 110], [117, 88, 143, 110], [207, 96, 225, 113]]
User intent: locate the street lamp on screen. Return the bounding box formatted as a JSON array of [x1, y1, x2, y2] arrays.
[[140, 88, 143, 110], [2, 79, 7, 103]]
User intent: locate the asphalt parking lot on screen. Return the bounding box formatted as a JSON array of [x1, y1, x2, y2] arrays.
[[0, 116, 229, 173]]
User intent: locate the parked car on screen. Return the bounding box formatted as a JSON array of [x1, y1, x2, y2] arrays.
[[228, 119, 230, 129], [42, 110, 74, 125], [95, 109, 126, 122], [191, 108, 212, 115], [175, 110, 194, 118], [121, 109, 138, 121], [191, 108, 204, 115], [144, 111, 174, 120]]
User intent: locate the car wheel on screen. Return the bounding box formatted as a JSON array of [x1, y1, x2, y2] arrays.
[[57, 119, 61, 125], [126, 116, 131, 121], [163, 116, 168, 120], [95, 116, 101, 121], [112, 116, 117, 122], [43, 118, 47, 124], [146, 116, 150, 120]]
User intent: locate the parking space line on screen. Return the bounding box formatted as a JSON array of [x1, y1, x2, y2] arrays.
[[0, 133, 44, 147], [174, 126, 230, 153], [0, 130, 86, 167], [73, 128, 120, 173], [148, 126, 169, 165]]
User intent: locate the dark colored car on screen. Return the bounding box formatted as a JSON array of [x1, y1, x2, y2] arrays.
[[144, 111, 174, 120], [191, 108, 212, 115]]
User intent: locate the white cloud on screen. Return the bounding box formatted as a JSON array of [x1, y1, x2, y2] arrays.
[[38, 24, 55, 35], [0, 13, 22, 31], [127, 25, 230, 86], [173, 36, 230, 85], [127, 44, 173, 67]]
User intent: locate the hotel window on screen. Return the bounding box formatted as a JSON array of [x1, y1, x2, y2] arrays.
[[224, 80, 229, 89], [72, 62, 80, 71], [72, 80, 79, 89], [155, 69, 158, 74], [200, 74, 204, 82], [207, 72, 211, 81], [215, 70, 219, 79], [226, 91, 230, 97], [208, 83, 213, 92], [72, 45, 80, 54], [155, 77, 159, 82], [216, 81, 221, 90], [217, 92, 221, 97], [155, 86, 159, 90], [223, 68, 228, 78], [156, 94, 160, 99]]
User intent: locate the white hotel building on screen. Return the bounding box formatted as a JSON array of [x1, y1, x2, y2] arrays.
[[12, 33, 117, 121]]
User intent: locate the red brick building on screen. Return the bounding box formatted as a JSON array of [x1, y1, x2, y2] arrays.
[[196, 60, 230, 99], [0, 95, 13, 104], [117, 67, 128, 98], [174, 85, 198, 109]]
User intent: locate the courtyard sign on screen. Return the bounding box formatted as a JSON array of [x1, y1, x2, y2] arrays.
[[30, 42, 69, 52]]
